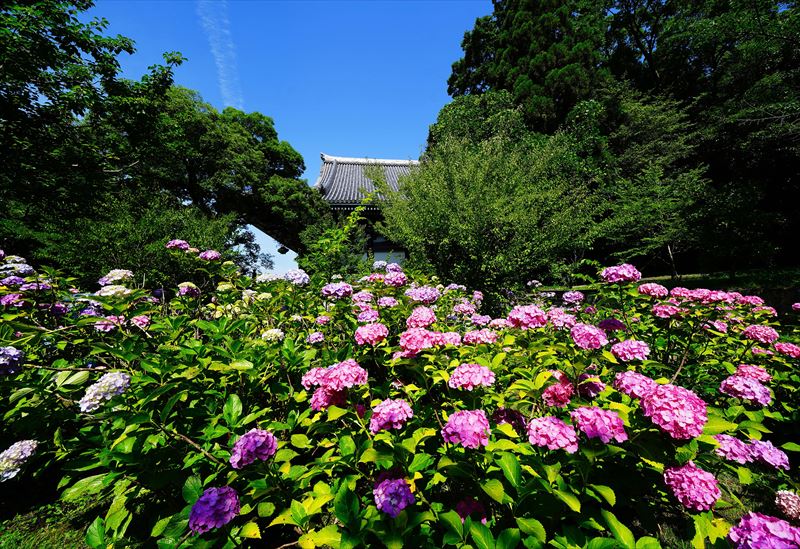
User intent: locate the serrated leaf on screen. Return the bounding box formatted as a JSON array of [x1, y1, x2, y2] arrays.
[[182, 476, 202, 504], [702, 416, 738, 435], [589, 484, 616, 506], [223, 394, 243, 427], [497, 452, 521, 489], [481, 479, 506, 503], [600, 509, 635, 547], [85, 517, 105, 549], [554, 490, 581, 512], [516, 517, 546, 541], [470, 521, 496, 549], [240, 521, 261, 538], [439, 510, 464, 538], [409, 453, 435, 473], [496, 528, 520, 549], [291, 434, 310, 448]]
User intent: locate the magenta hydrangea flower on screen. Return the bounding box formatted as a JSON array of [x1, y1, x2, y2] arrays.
[[720, 376, 772, 406], [374, 477, 415, 518], [198, 250, 221, 261], [229, 429, 278, 469], [735, 364, 772, 382], [738, 295, 765, 306], [600, 264, 641, 283], [728, 512, 800, 548], [640, 383, 708, 439], [471, 313, 491, 326], [570, 407, 627, 444], [489, 318, 512, 329], [406, 306, 437, 328], [369, 399, 413, 433], [130, 315, 150, 330], [384, 271, 408, 287], [542, 378, 574, 408], [310, 387, 346, 411], [548, 308, 576, 329], [507, 304, 548, 329], [776, 491, 800, 523], [303, 359, 368, 393], [377, 296, 399, 308], [562, 290, 584, 304], [663, 461, 721, 511], [441, 410, 490, 449], [432, 331, 462, 347], [188, 487, 240, 534], [793, 303, 800, 312], [570, 323, 608, 350], [455, 498, 487, 524], [166, 239, 190, 250], [462, 329, 497, 345], [355, 323, 389, 345], [743, 325, 780, 345], [178, 282, 200, 297], [714, 434, 753, 464], [653, 304, 681, 318], [352, 290, 374, 303], [578, 373, 606, 398], [775, 342, 800, 359], [398, 328, 436, 355], [453, 301, 476, 315], [306, 331, 325, 344], [750, 439, 790, 470], [448, 363, 495, 391], [613, 371, 657, 399], [315, 315, 330, 325], [527, 416, 578, 453], [405, 285, 441, 304], [638, 283, 668, 298], [322, 282, 353, 299], [357, 308, 380, 323], [611, 340, 650, 362], [597, 317, 626, 332]]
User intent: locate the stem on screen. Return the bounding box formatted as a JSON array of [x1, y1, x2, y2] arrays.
[[154, 423, 224, 466]]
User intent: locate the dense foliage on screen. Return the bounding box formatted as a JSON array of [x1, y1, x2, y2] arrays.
[[443, 0, 800, 273], [0, 0, 328, 287], [1, 248, 799, 548]]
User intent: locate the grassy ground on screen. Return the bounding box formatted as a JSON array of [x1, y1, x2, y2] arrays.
[[0, 498, 100, 549]]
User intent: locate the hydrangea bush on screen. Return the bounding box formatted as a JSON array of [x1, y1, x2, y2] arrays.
[[0, 251, 799, 548]]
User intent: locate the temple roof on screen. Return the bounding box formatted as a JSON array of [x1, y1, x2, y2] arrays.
[[313, 153, 419, 209]]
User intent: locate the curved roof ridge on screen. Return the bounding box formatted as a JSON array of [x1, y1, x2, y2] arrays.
[[321, 153, 419, 166]]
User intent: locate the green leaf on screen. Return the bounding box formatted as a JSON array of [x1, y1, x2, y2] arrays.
[[327, 405, 348, 421], [334, 485, 359, 526], [516, 517, 546, 542], [303, 525, 341, 547], [62, 474, 107, 501], [586, 538, 618, 549], [589, 484, 616, 506], [439, 510, 464, 538], [223, 394, 243, 427], [554, 490, 581, 512], [409, 453, 435, 473], [339, 435, 356, 456], [240, 521, 261, 539], [481, 479, 506, 504], [497, 528, 520, 549], [182, 476, 203, 504], [600, 509, 635, 548], [635, 536, 662, 549], [781, 442, 800, 452], [470, 521, 496, 549], [702, 416, 738, 435], [291, 434, 310, 448], [85, 517, 106, 549], [497, 452, 522, 489], [736, 467, 753, 485], [290, 500, 308, 527]]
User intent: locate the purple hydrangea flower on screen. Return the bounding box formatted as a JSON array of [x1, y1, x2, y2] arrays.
[[166, 239, 190, 250], [750, 439, 790, 470], [570, 407, 627, 443], [720, 376, 772, 406], [189, 487, 240, 534], [369, 399, 413, 433], [0, 294, 24, 307], [600, 263, 641, 283], [178, 282, 201, 297], [322, 282, 353, 299], [374, 477, 415, 518], [229, 429, 278, 469], [714, 435, 753, 464], [562, 290, 584, 304], [1, 276, 24, 286], [377, 296, 399, 308], [0, 440, 37, 482], [284, 269, 310, 286], [0, 346, 24, 375], [79, 372, 131, 412], [306, 331, 325, 344], [663, 461, 721, 511], [728, 512, 800, 548], [405, 285, 441, 304], [441, 410, 490, 449], [198, 250, 221, 261]]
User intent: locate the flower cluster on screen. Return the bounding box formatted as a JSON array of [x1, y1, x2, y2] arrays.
[[377, 296, 399, 308], [178, 282, 200, 297], [0, 440, 37, 482], [462, 329, 497, 345], [284, 269, 310, 286], [720, 375, 771, 406], [321, 282, 353, 299], [198, 250, 221, 261], [448, 363, 495, 391], [652, 304, 681, 318], [775, 491, 800, 522], [384, 271, 407, 287], [640, 383, 707, 439], [441, 410, 490, 449], [562, 290, 584, 304], [229, 429, 277, 469], [98, 269, 133, 286], [611, 339, 650, 361], [728, 512, 800, 548], [166, 239, 190, 250], [527, 416, 579, 453], [750, 439, 790, 470], [406, 306, 436, 328], [542, 375, 574, 408], [663, 462, 721, 511], [369, 399, 413, 433], [507, 305, 547, 329], [613, 371, 657, 399], [638, 283, 668, 298], [713, 436, 789, 469], [373, 477, 415, 518], [79, 372, 132, 412], [742, 325, 780, 345], [302, 360, 367, 411], [188, 487, 240, 534], [306, 331, 324, 344], [548, 308, 576, 329], [96, 284, 132, 297], [354, 323, 389, 345], [570, 407, 627, 443], [0, 346, 24, 375], [775, 341, 800, 358], [714, 435, 753, 464], [261, 328, 285, 342], [404, 285, 441, 304], [570, 323, 608, 350], [600, 263, 641, 283]]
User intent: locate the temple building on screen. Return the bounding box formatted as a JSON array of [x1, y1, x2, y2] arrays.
[[313, 153, 418, 261]]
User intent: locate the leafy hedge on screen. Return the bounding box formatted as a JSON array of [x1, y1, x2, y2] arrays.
[[0, 249, 798, 548]]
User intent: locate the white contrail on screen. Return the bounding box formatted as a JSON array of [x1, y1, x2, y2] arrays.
[[196, 0, 244, 110]]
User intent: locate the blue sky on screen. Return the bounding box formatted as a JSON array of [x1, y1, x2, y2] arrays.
[[85, 0, 491, 272]]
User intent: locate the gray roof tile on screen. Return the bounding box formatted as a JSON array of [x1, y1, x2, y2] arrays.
[[314, 153, 419, 208]]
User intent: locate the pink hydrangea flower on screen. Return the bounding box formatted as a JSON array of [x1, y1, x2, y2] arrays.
[[302, 359, 368, 392], [442, 410, 490, 449], [728, 512, 800, 548], [377, 296, 399, 308], [600, 264, 641, 283], [775, 491, 800, 523], [548, 307, 576, 329], [470, 314, 491, 326], [462, 329, 497, 345], [404, 285, 441, 304], [652, 304, 681, 318], [738, 295, 765, 306], [735, 364, 772, 382], [640, 384, 708, 439], [714, 435, 753, 464], [754, 306, 778, 316], [384, 271, 407, 287], [369, 399, 413, 433], [750, 439, 790, 470], [570, 323, 608, 350], [775, 342, 800, 359], [315, 315, 330, 325], [527, 416, 578, 453], [406, 306, 437, 328], [94, 315, 124, 332], [166, 239, 190, 250], [793, 303, 800, 312], [611, 340, 650, 362], [399, 328, 436, 355], [489, 318, 512, 329], [570, 407, 627, 443], [310, 387, 346, 411], [357, 308, 380, 323], [507, 305, 548, 329], [562, 290, 584, 304], [352, 290, 374, 303], [198, 250, 221, 261], [743, 325, 780, 345], [704, 320, 728, 333], [720, 376, 771, 406], [130, 315, 150, 330], [453, 301, 477, 316], [663, 461, 721, 511], [614, 371, 657, 399], [432, 331, 462, 346], [542, 376, 574, 408], [448, 363, 495, 390], [306, 331, 325, 344], [355, 323, 389, 345], [638, 283, 668, 298]]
